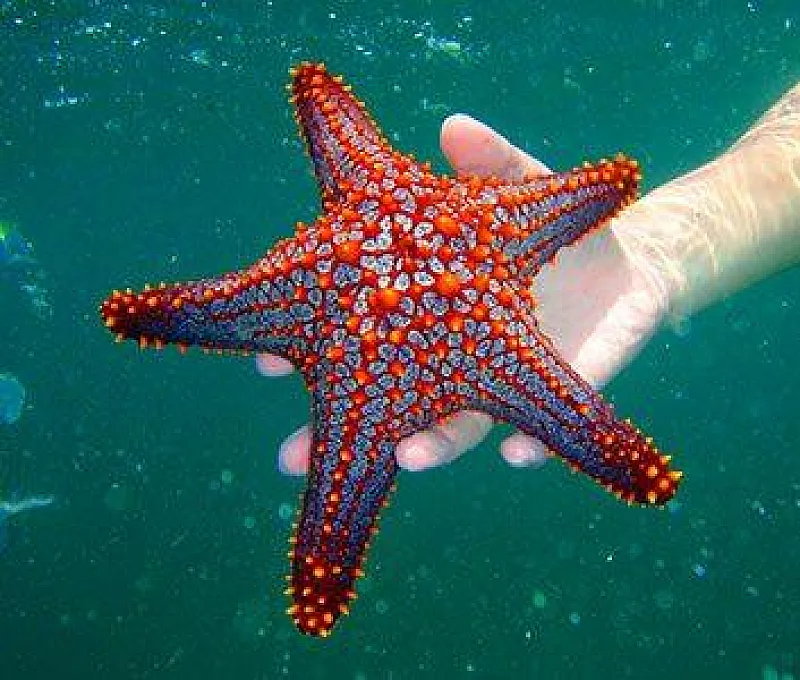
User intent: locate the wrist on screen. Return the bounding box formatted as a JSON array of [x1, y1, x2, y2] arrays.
[[613, 82, 800, 323], [618, 159, 738, 322], [615, 139, 800, 322]]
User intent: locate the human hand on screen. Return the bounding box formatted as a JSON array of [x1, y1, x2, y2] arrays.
[[262, 114, 672, 475]]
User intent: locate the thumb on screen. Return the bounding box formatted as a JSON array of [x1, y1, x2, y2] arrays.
[[440, 114, 551, 180]]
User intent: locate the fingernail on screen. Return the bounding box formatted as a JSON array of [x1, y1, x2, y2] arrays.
[[501, 434, 548, 468], [256, 354, 294, 377], [397, 432, 446, 471], [278, 425, 310, 475]]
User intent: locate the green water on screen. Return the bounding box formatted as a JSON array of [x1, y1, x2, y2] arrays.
[[1, 1, 799, 678]]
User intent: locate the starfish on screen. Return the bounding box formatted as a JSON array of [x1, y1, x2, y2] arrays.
[[100, 62, 683, 637]]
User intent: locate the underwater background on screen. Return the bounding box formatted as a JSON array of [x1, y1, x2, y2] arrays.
[[1, 1, 799, 678]]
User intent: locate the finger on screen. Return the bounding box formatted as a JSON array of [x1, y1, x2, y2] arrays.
[[440, 114, 551, 181], [396, 410, 494, 471], [256, 353, 294, 377], [396, 430, 459, 472], [500, 433, 549, 468], [277, 424, 310, 475], [434, 410, 494, 455]]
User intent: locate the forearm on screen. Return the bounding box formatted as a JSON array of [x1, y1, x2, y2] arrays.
[[616, 82, 800, 320]]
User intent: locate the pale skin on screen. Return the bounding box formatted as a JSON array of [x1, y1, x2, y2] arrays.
[[262, 81, 800, 476]]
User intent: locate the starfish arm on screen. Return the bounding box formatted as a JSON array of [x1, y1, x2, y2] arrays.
[[99, 248, 317, 360], [291, 62, 417, 207], [288, 375, 399, 637], [469, 291, 681, 505], [478, 156, 641, 275]]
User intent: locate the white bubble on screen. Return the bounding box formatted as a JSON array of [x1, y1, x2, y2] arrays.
[[278, 502, 293, 521], [0, 374, 25, 425]]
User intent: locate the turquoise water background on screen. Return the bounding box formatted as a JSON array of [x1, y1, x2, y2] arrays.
[[1, 1, 799, 678]]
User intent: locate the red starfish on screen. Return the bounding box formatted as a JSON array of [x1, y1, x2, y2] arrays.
[[100, 63, 682, 637]]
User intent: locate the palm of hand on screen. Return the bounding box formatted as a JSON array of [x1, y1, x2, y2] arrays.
[[267, 115, 667, 474]]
